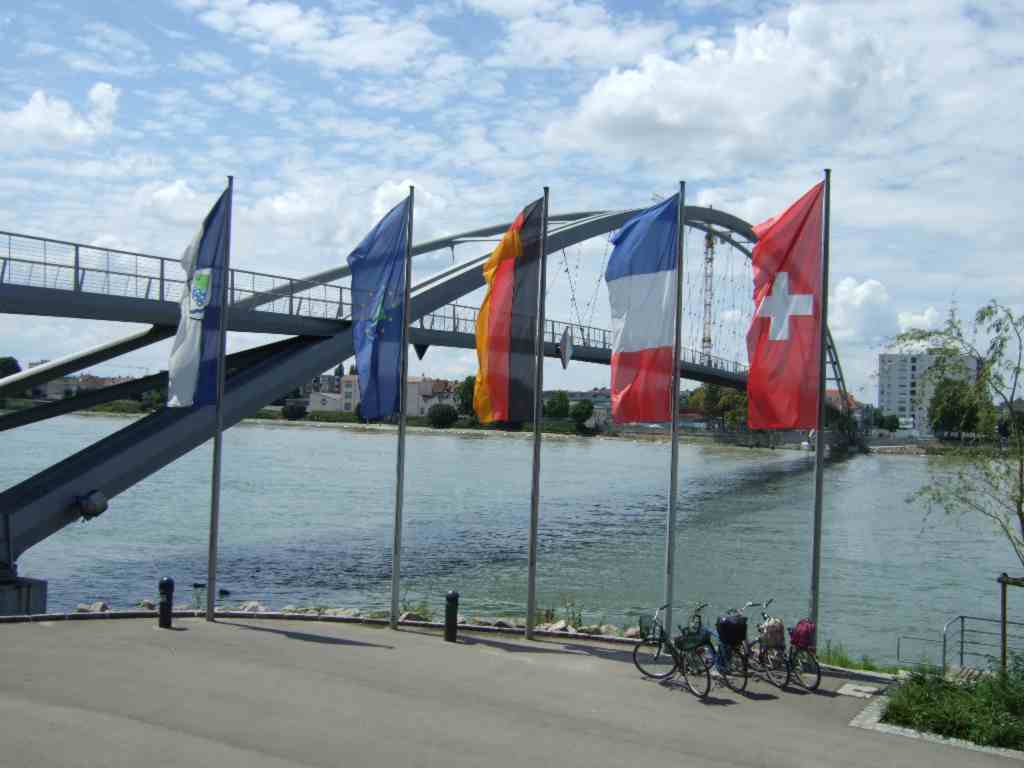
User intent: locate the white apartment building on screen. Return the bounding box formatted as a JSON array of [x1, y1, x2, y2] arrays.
[[305, 374, 455, 417], [877, 352, 979, 433], [307, 375, 361, 413]]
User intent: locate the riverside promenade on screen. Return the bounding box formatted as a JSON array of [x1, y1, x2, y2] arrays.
[[0, 618, 1007, 767]]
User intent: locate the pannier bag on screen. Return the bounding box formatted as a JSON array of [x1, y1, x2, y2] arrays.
[[715, 613, 748, 647], [675, 626, 711, 651], [790, 618, 816, 650], [758, 618, 786, 649]]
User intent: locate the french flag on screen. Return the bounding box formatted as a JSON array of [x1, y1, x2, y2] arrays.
[[605, 195, 680, 424]]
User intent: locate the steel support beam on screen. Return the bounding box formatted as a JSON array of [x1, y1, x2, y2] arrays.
[[0, 339, 304, 432], [0, 326, 175, 398]]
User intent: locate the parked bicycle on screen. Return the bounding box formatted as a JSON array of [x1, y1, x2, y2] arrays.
[[708, 607, 749, 693], [632, 602, 712, 698], [741, 599, 789, 688], [787, 617, 821, 690]]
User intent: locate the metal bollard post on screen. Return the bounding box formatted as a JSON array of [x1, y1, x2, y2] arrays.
[[158, 577, 174, 629], [445, 591, 459, 643]]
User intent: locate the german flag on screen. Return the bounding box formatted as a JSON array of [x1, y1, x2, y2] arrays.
[[473, 198, 545, 424]]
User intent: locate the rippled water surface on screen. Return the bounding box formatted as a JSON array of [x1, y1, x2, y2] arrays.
[[3, 414, 1013, 662]]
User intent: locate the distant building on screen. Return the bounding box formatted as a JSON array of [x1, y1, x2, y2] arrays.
[[304, 374, 458, 417], [877, 352, 979, 434], [407, 377, 455, 417]]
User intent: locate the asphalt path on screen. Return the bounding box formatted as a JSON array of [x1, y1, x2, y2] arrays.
[[0, 618, 1012, 767]]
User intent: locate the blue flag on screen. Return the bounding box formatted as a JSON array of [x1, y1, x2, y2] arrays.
[[167, 188, 231, 408], [347, 196, 412, 421]]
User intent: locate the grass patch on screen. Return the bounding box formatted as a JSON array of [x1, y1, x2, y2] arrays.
[[883, 656, 1024, 750], [818, 641, 901, 674], [89, 399, 143, 414]]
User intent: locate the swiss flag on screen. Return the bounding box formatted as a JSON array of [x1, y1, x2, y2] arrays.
[[746, 182, 825, 429]]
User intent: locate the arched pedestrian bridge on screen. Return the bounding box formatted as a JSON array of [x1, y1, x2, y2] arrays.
[[0, 206, 849, 593]]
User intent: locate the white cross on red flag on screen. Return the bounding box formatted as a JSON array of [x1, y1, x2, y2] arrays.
[[746, 182, 825, 429]]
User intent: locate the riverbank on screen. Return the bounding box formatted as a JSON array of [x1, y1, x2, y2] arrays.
[[28, 407, 806, 449]]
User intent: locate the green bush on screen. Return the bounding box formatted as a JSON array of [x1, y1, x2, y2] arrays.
[[282, 402, 307, 420], [252, 409, 280, 420], [305, 411, 358, 423], [883, 655, 1024, 749], [427, 403, 458, 428], [91, 399, 143, 414], [570, 399, 594, 426]]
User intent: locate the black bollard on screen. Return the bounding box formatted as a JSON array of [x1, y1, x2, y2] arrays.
[[158, 577, 174, 629], [445, 591, 459, 643]]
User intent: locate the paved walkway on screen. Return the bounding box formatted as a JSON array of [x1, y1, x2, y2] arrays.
[[0, 618, 1011, 767]]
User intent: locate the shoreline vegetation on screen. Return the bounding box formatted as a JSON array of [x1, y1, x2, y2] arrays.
[[1, 399, 944, 452]]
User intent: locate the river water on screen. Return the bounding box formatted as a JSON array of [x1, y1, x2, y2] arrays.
[[3, 414, 1012, 663]]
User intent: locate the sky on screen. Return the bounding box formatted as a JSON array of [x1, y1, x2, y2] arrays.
[[1, 0, 1021, 405]]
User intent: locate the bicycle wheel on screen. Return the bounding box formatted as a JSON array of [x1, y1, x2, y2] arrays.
[[681, 649, 711, 698], [719, 645, 748, 693], [633, 638, 677, 679], [790, 648, 821, 691], [761, 647, 790, 688]]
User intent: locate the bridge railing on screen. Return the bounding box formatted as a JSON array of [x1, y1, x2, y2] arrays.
[[0, 229, 748, 377], [0, 230, 351, 321]]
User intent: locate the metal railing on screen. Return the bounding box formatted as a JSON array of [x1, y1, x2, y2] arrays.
[[941, 615, 1024, 672], [0, 229, 750, 377], [0, 230, 351, 321]]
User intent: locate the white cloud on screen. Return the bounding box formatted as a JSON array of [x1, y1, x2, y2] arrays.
[[547, 5, 898, 171], [134, 179, 211, 225], [487, 2, 675, 68], [177, 50, 236, 75], [0, 82, 119, 152], [897, 306, 941, 332], [179, 0, 444, 73], [204, 74, 294, 113], [63, 21, 155, 77], [20, 41, 59, 57]]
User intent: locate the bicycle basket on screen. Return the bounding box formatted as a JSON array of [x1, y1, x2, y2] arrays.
[[758, 617, 786, 649], [638, 614, 654, 639], [675, 626, 710, 651]]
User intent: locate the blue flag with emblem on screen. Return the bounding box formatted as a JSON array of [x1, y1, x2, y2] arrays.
[[347, 196, 412, 421], [167, 187, 231, 408]]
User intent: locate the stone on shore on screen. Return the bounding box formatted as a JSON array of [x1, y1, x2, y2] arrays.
[[136, 599, 156, 610], [399, 611, 429, 623], [238, 601, 266, 613], [75, 601, 110, 613], [323, 608, 359, 618], [624, 627, 641, 638]]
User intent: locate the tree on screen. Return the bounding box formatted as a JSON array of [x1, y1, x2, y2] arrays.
[[687, 387, 706, 414], [882, 414, 901, 433], [718, 390, 748, 431], [282, 402, 307, 420], [427, 403, 459, 428], [929, 377, 981, 437], [569, 399, 593, 427], [544, 391, 570, 418], [455, 376, 476, 416], [0, 357, 20, 378], [897, 301, 1024, 570]]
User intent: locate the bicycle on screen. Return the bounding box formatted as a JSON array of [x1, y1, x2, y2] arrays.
[[741, 599, 790, 688], [706, 607, 749, 693], [632, 602, 712, 698], [787, 618, 821, 691]]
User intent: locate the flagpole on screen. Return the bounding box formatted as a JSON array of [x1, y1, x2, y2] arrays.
[[206, 175, 233, 622], [390, 186, 414, 630], [525, 186, 550, 640], [809, 169, 831, 631], [663, 182, 686, 640]]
